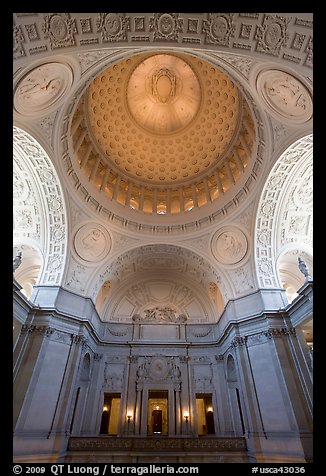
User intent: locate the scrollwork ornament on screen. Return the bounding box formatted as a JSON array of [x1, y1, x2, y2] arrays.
[[231, 336, 247, 348], [149, 13, 183, 41], [202, 13, 235, 46], [42, 13, 77, 49], [34, 326, 55, 337], [255, 14, 290, 56], [21, 324, 36, 335], [71, 334, 87, 346], [13, 24, 26, 59], [96, 13, 130, 42]]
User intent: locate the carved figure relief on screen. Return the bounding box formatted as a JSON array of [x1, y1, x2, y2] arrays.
[[135, 356, 181, 383], [257, 69, 312, 123], [14, 62, 73, 116], [74, 224, 111, 263], [211, 227, 248, 265], [132, 307, 187, 324]]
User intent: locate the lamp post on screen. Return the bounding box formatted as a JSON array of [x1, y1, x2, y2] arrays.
[[183, 410, 189, 435], [127, 410, 133, 433]]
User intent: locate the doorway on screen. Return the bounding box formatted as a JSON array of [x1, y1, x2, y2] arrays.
[[147, 390, 168, 435], [196, 393, 216, 435], [99, 393, 121, 435]]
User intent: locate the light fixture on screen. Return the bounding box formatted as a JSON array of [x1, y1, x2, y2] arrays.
[[183, 410, 189, 423], [103, 406, 108, 412], [127, 410, 133, 422], [207, 407, 213, 413], [156, 406, 160, 410]]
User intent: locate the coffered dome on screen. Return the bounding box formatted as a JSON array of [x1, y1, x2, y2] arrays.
[[70, 51, 256, 216]]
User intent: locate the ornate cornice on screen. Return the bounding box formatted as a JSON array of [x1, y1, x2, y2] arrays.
[[13, 13, 312, 72]]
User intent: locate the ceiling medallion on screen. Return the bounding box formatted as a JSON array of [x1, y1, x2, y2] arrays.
[[126, 54, 201, 134], [211, 227, 248, 265], [14, 62, 73, 116], [257, 69, 312, 124]]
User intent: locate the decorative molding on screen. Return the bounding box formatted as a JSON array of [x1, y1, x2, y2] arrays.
[[21, 324, 36, 335], [228, 264, 255, 295], [189, 326, 212, 338], [96, 13, 130, 42], [71, 334, 87, 345], [202, 14, 236, 46], [149, 13, 183, 42], [135, 356, 180, 382], [246, 332, 270, 347], [106, 325, 128, 337], [76, 50, 121, 74], [255, 14, 290, 57], [132, 307, 187, 324], [230, 336, 247, 348], [68, 436, 247, 451], [42, 13, 77, 50], [13, 127, 67, 286], [255, 134, 313, 288], [13, 13, 312, 72]]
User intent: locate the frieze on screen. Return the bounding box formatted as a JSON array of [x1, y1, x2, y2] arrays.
[[265, 327, 297, 339], [76, 50, 121, 74], [68, 436, 246, 452], [192, 356, 211, 363], [13, 13, 312, 72], [132, 307, 187, 324], [105, 355, 126, 364], [246, 332, 270, 347], [34, 326, 54, 337]]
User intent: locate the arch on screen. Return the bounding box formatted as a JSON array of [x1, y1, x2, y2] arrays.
[[254, 134, 313, 288], [13, 126, 68, 286], [76, 243, 235, 323]]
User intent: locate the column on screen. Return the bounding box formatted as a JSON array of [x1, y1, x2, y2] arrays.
[[81, 353, 103, 434]]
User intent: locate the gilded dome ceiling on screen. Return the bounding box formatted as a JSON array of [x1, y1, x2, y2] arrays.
[[70, 51, 256, 216]]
